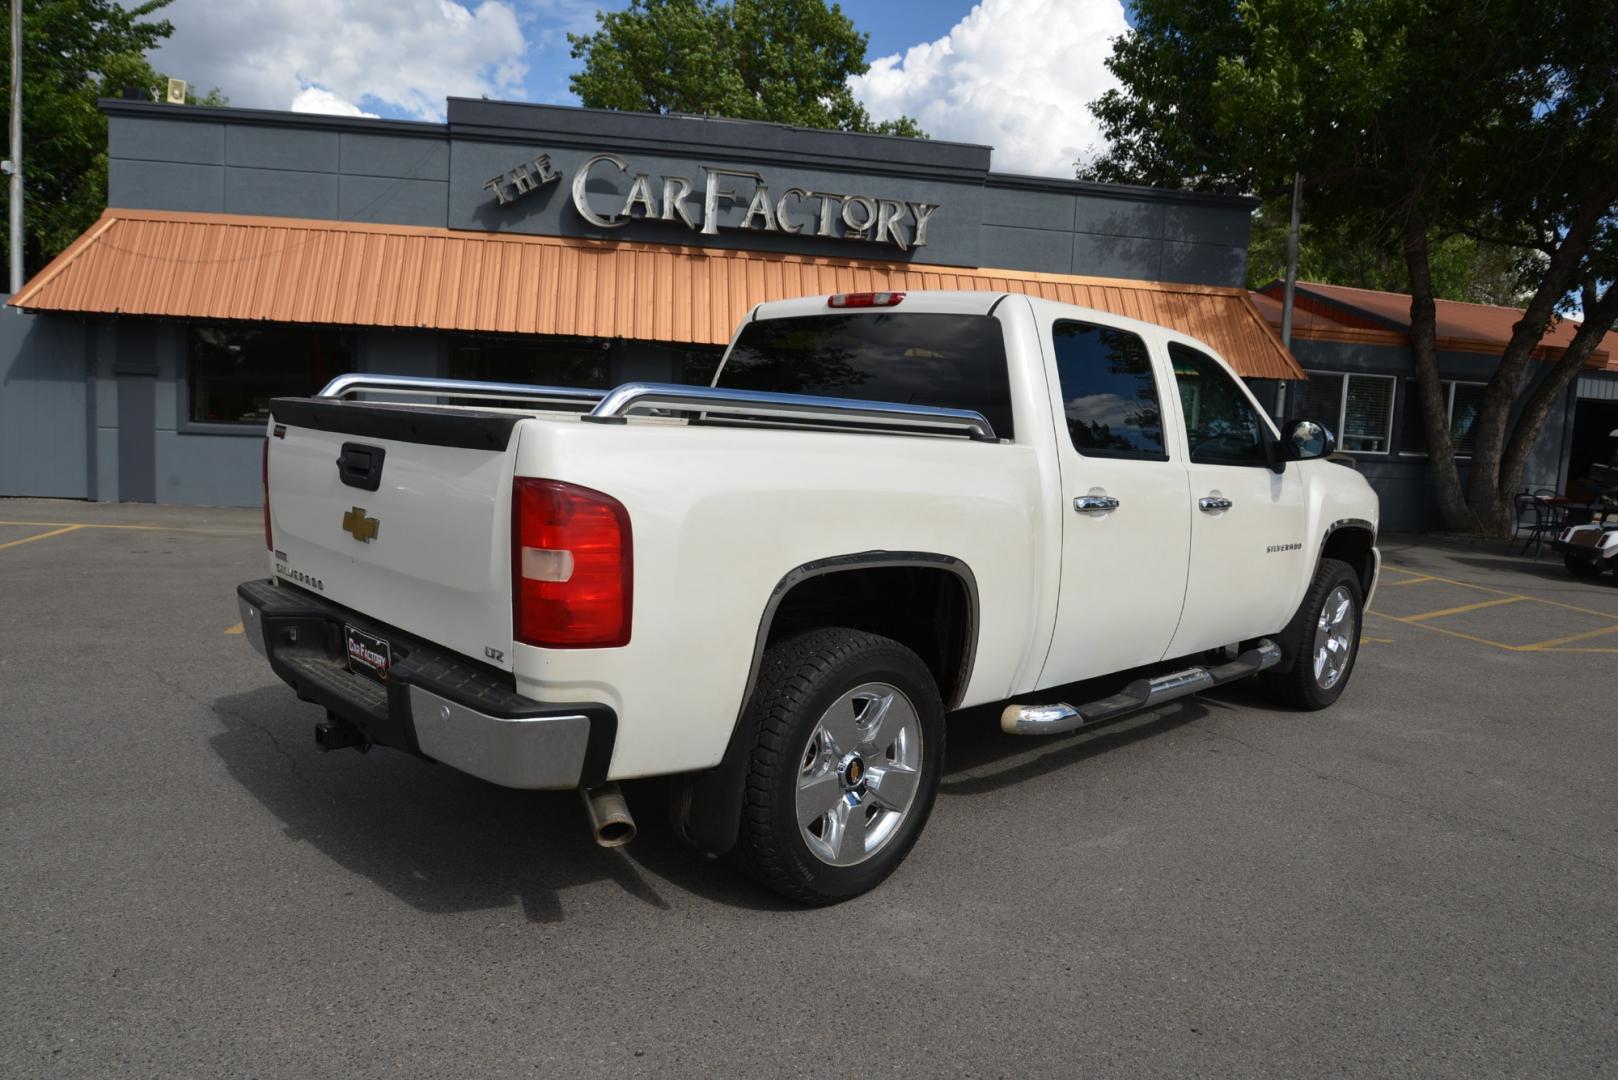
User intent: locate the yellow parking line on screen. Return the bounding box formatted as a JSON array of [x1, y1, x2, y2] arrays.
[[1519, 623, 1618, 650], [0, 524, 83, 551], [1364, 609, 1521, 650], [1360, 636, 1395, 644], [0, 519, 255, 536], [1392, 569, 1618, 621], [1380, 574, 1436, 586], [224, 622, 245, 635], [0, 519, 167, 530], [1535, 645, 1618, 654], [1401, 595, 1528, 622]]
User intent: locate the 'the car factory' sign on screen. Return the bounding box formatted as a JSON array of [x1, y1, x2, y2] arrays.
[[484, 152, 940, 252]]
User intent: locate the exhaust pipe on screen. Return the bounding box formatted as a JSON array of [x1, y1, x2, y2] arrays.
[[580, 782, 636, 848]]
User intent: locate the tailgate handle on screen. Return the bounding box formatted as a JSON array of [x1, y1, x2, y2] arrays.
[[336, 442, 386, 492]]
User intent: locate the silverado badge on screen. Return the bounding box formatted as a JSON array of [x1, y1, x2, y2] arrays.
[[342, 507, 380, 543]]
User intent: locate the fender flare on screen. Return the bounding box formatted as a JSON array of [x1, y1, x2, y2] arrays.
[[1271, 518, 1377, 673], [673, 550, 979, 855]]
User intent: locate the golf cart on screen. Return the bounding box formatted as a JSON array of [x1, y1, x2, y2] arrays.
[[1553, 427, 1618, 578]]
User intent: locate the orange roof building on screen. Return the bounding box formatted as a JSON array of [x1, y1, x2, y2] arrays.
[[1249, 281, 1618, 528], [0, 96, 1285, 507]]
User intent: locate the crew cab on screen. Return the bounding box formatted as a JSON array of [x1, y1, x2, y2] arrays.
[[238, 290, 1380, 904]]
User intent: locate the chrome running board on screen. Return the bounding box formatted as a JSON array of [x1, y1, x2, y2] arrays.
[[1001, 639, 1282, 735]]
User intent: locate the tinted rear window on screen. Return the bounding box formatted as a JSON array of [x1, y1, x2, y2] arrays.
[[716, 312, 1014, 439]]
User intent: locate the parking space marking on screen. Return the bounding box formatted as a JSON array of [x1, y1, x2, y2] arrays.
[[1378, 563, 1618, 621], [224, 623, 244, 635], [1518, 623, 1618, 650], [1364, 609, 1522, 651], [1365, 609, 1618, 654], [1360, 635, 1395, 644], [1403, 595, 1528, 622], [0, 524, 83, 551], [1381, 574, 1437, 586], [0, 519, 256, 536]]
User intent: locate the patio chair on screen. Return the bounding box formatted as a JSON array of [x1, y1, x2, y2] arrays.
[[1513, 492, 1559, 559]]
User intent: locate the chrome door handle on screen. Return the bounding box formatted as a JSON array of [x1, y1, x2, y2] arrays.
[[1074, 495, 1121, 514], [1199, 495, 1234, 512]]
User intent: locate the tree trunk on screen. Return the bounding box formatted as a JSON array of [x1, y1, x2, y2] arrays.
[[1459, 183, 1618, 535], [1403, 214, 1472, 531], [1497, 283, 1618, 506]]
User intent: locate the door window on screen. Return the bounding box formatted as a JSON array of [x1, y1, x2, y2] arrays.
[[1051, 320, 1166, 459], [1169, 342, 1269, 467]]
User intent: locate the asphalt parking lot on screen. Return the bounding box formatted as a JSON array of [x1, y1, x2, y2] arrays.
[[3, 498, 1616, 1078]]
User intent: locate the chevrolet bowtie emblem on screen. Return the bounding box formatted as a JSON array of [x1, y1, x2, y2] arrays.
[[342, 507, 380, 543]]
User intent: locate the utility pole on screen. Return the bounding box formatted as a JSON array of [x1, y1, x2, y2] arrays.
[[1275, 171, 1303, 419], [1280, 172, 1303, 350], [6, 0, 20, 295]]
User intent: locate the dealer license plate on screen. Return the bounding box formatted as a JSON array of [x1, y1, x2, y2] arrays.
[[345, 625, 392, 683]]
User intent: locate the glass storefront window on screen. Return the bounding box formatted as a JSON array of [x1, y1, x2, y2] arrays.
[[1400, 379, 1486, 458], [448, 335, 724, 389], [189, 326, 355, 425]]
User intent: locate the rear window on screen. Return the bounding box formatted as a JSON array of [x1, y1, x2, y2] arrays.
[[716, 312, 1014, 439]]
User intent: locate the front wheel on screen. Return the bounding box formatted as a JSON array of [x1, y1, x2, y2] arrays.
[[1264, 557, 1364, 710], [730, 627, 944, 905], [1564, 553, 1605, 579]]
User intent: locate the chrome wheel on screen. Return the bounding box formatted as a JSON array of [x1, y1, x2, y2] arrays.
[[1312, 584, 1357, 690], [795, 681, 923, 867]]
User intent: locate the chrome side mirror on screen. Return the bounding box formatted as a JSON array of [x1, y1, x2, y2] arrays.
[[1283, 418, 1335, 461]]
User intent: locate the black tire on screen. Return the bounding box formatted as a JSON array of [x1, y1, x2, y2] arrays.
[[1263, 557, 1364, 710], [1564, 553, 1605, 579], [730, 627, 945, 905]]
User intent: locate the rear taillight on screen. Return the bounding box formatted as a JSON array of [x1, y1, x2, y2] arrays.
[[512, 479, 632, 648], [261, 439, 272, 550], [828, 291, 904, 308]]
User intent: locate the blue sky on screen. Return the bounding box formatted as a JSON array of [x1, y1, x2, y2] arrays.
[[150, 0, 1133, 177], [519, 1, 987, 109]]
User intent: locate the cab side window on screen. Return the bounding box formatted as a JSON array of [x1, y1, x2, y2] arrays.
[[1169, 342, 1269, 467], [1052, 320, 1167, 460]]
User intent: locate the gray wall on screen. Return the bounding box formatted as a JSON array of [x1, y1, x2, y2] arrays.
[[0, 305, 91, 499], [105, 99, 1255, 287], [1283, 339, 1574, 532], [108, 106, 448, 227]]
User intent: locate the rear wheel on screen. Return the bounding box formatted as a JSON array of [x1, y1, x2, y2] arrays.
[[730, 627, 944, 905], [1564, 553, 1605, 579], [1264, 557, 1364, 710]]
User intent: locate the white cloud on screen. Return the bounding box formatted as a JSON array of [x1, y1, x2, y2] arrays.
[[149, 0, 530, 121], [848, 0, 1129, 178], [290, 86, 380, 119]]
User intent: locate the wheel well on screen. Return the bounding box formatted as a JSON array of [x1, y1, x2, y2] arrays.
[[766, 565, 975, 709], [1322, 525, 1376, 594]]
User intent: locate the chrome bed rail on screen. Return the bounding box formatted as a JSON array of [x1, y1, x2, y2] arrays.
[[315, 374, 999, 443], [317, 373, 605, 408], [584, 382, 999, 442]]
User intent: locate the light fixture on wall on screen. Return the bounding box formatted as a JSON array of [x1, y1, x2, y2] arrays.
[[166, 78, 187, 105]]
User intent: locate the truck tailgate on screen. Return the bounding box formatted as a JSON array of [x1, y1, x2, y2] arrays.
[[265, 398, 526, 671]]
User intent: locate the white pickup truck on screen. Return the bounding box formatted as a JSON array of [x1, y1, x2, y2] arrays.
[[238, 290, 1379, 904]]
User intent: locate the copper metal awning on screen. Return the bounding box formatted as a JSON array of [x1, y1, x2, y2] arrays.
[[9, 208, 1305, 380]]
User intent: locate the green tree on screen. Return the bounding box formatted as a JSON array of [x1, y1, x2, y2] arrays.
[[1084, 0, 1618, 535], [0, 0, 224, 279], [569, 0, 924, 137], [1245, 197, 1534, 307]]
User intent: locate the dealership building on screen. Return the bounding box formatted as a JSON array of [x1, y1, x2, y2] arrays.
[[0, 95, 1612, 529]]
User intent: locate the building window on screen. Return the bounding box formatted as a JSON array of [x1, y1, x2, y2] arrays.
[[448, 335, 724, 389], [1171, 342, 1269, 466], [1051, 321, 1166, 459], [1300, 370, 1395, 455], [1401, 379, 1487, 458], [189, 326, 355, 425], [450, 335, 613, 388]]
